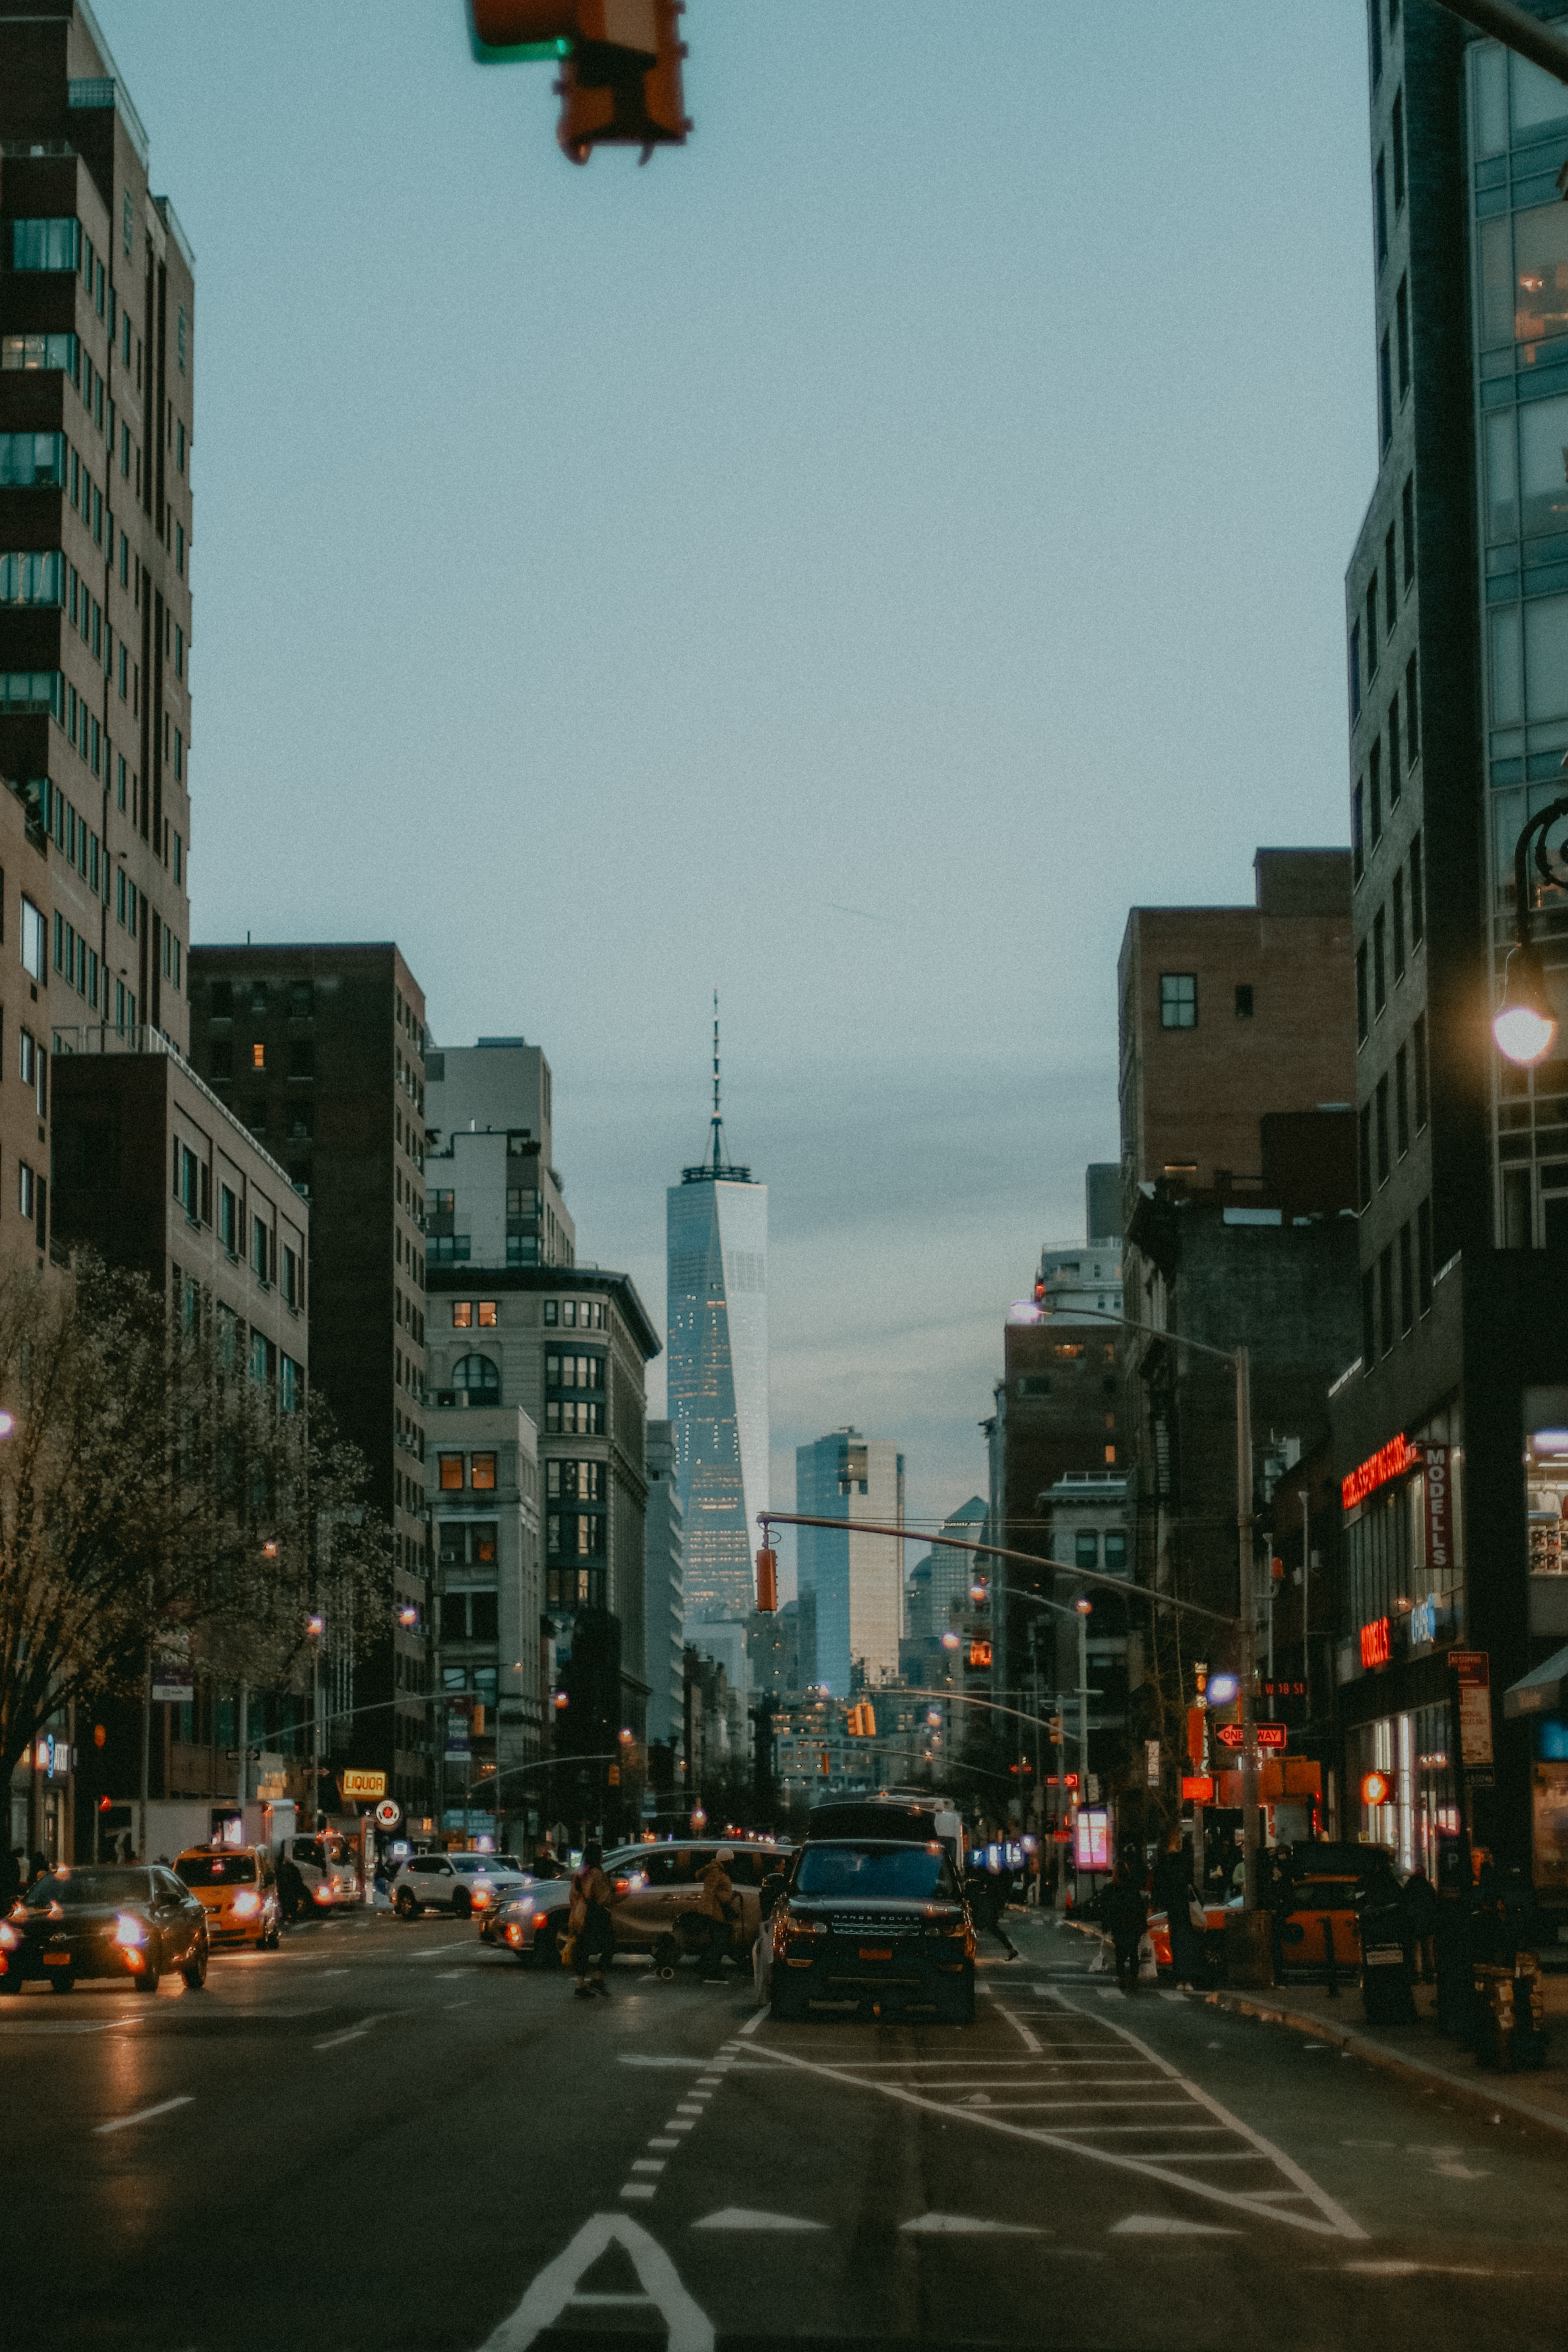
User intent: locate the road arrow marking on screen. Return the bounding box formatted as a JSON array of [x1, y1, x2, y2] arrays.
[[480, 2213, 713, 2351], [693, 2208, 827, 2232], [1111, 2215, 1238, 2236]]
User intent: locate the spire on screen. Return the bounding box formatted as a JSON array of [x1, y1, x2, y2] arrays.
[[681, 990, 753, 1185]]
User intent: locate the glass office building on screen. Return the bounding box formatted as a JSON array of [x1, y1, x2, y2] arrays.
[[667, 1119, 768, 1626]]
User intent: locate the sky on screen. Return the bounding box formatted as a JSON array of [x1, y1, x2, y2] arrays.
[[97, 0, 1375, 1589]]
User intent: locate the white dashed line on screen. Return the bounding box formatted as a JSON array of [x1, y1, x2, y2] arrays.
[[620, 2182, 657, 2201], [95, 2095, 193, 2136]]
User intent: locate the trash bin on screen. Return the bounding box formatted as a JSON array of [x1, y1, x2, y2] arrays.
[[1223, 1909, 1274, 1988], [1357, 1882, 1416, 2026], [1474, 1954, 1549, 2072]]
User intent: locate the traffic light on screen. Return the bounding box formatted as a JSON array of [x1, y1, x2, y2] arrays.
[[847, 1702, 877, 1738], [755, 1547, 778, 1614], [1048, 1713, 1064, 1743], [470, 0, 690, 164], [969, 1638, 992, 1669]]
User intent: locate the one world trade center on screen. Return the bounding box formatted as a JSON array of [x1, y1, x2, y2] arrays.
[[666, 1005, 768, 1626]]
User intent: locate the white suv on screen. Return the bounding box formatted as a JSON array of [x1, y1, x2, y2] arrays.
[[391, 1853, 527, 1920]]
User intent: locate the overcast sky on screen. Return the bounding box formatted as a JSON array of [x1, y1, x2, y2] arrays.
[[99, 0, 1373, 1589]]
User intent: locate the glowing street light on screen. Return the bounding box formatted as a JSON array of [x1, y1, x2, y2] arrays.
[[1495, 791, 1568, 1065]]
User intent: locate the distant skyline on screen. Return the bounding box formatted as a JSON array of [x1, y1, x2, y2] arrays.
[[96, 1, 1373, 1574]]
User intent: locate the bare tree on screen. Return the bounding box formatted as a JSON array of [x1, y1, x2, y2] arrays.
[[0, 1255, 389, 1799]]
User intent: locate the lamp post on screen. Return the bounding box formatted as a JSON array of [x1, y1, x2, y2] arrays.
[[1493, 792, 1568, 1067]]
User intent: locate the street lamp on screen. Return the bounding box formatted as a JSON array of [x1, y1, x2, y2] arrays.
[[1494, 792, 1568, 1065]]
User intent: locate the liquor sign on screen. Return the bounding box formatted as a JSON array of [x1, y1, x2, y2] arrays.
[[1423, 1444, 1452, 1574], [1256, 1723, 1288, 1752], [339, 1769, 387, 1802], [1342, 1433, 1422, 1511], [1359, 1616, 1392, 1669], [1452, 1650, 1494, 1770]]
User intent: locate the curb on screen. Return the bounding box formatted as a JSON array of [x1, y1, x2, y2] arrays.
[[1206, 1985, 1568, 2141]]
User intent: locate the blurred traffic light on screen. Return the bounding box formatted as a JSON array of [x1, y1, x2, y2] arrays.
[[968, 1638, 992, 1669], [847, 1702, 877, 1738], [755, 1546, 778, 1614], [470, 0, 690, 165]]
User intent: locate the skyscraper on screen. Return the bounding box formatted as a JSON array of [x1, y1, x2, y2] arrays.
[[666, 1004, 768, 1626], [795, 1429, 904, 1697]]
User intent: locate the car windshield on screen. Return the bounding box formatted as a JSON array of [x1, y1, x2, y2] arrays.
[[24, 1869, 152, 1910], [794, 1844, 958, 1902], [176, 1854, 257, 1886]]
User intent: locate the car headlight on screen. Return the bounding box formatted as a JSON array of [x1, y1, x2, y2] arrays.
[[112, 1913, 147, 1948], [783, 1916, 824, 1939], [312, 1885, 333, 1905], [0, 1922, 18, 1951], [232, 1891, 261, 1917], [506, 1924, 523, 1945], [473, 1889, 492, 1908]]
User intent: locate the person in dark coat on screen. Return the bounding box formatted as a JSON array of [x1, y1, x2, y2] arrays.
[[0, 1847, 21, 1913], [1102, 1869, 1148, 1995], [1151, 1833, 1201, 1988], [1400, 1866, 1440, 1985], [27, 1850, 48, 1889]]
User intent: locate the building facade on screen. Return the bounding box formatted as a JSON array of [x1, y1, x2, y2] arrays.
[[188, 942, 431, 1823], [0, 0, 196, 1273], [1332, 1, 1568, 1895], [795, 1428, 904, 1697], [643, 1417, 684, 1754], [666, 1044, 767, 1628], [425, 1036, 574, 1272], [431, 1403, 540, 1847]]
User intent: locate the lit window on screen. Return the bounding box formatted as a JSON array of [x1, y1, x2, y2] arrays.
[[252, 1043, 265, 1070], [478, 1301, 498, 1327], [1159, 974, 1196, 1029], [470, 1453, 497, 1491], [452, 1301, 472, 1328], [439, 1455, 463, 1492]]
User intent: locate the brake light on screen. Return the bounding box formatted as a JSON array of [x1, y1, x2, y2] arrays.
[[614, 1878, 630, 1894]]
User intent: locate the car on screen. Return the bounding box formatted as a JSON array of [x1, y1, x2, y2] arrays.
[[600, 1839, 791, 1974], [0, 1864, 209, 1994], [391, 1851, 528, 1919], [485, 1876, 576, 1966], [285, 1832, 362, 1915], [1270, 1843, 1387, 1984], [1146, 1894, 1237, 1982], [174, 1845, 283, 1949], [769, 1836, 975, 2022]]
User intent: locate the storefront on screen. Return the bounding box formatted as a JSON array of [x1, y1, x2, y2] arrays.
[[1337, 1409, 1466, 1866]]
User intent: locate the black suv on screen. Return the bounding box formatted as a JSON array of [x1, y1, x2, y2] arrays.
[[769, 1837, 976, 2023]]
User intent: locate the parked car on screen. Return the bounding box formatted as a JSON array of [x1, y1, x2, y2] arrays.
[[0, 1864, 209, 1994], [1146, 1894, 1237, 1983], [391, 1851, 528, 1919], [600, 1839, 791, 1973], [769, 1837, 974, 2022], [286, 1832, 362, 1913], [484, 1875, 576, 1966], [174, 1845, 282, 1949]]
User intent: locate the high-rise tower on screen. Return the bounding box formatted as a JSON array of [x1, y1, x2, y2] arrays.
[[666, 1001, 768, 1626]]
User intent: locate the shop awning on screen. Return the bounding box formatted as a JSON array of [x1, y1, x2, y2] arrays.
[[1504, 1643, 1568, 1719]]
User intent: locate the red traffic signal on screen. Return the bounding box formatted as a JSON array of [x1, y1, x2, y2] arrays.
[[755, 1547, 778, 1614], [472, 0, 689, 164]]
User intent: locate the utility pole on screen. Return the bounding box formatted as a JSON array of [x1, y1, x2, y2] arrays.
[[1237, 1347, 1259, 1914]]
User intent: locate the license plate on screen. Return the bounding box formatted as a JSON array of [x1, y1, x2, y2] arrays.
[[42, 1952, 70, 1966], [858, 1947, 893, 1961]]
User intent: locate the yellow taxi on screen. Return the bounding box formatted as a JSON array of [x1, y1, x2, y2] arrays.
[[173, 1845, 282, 1949]]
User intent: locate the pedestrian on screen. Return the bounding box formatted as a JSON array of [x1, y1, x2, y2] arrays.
[[753, 1853, 789, 2006], [278, 1847, 306, 1923], [0, 1847, 20, 1913], [569, 1840, 616, 1999], [698, 1846, 740, 1982], [1401, 1865, 1439, 1985], [27, 1849, 48, 1890], [1102, 1867, 1148, 1996], [1151, 1831, 1201, 1990]]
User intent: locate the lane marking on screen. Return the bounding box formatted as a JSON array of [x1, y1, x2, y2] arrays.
[[737, 2009, 766, 2038], [665, 2120, 697, 2133], [649, 2138, 679, 2150], [480, 2212, 714, 2352], [1112, 2215, 1237, 2237], [95, 2095, 193, 2136], [902, 2213, 1043, 2236], [981, 1990, 1042, 2054], [694, 2208, 826, 2232], [631, 2159, 666, 2174], [674, 2102, 703, 2115], [313, 2013, 391, 2051], [620, 2183, 657, 2202]]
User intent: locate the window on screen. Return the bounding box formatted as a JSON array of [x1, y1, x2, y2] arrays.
[[0, 550, 64, 607], [281, 1354, 301, 1413], [1392, 1223, 1413, 1340], [1370, 740, 1383, 846], [1104, 1531, 1127, 1572], [1353, 780, 1364, 883], [478, 1301, 498, 1326], [439, 1454, 463, 1492], [451, 1354, 500, 1398], [251, 1042, 264, 1071], [1409, 827, 1424, 943], [252, 1215, 269, 1281], [1375, 152, 1388, 267], [1384, 528, 1397, 632], [1403, 476, 1415, 587], [0, 331, 76, 376], [177, 1143, 198, 1218], [177, 307, 187, 372], [1367, 577, 1379, 676], [1392, 88, 1405, 209], [1413, 1012, 1429, 1130], [176, 523, 184, 576], [1379, 331, 1392, 452], [1388, 694, 1401, 803], [1417, 1198, 1434, 1314], [452, 1301, 472, 1328], [1357, 942, 1369, 1044], [18, 1162, 34, 1219], [470, 1453, 496, 1491], [548, 1460, 605, 1502], [219, 1185, 238, 1254], [1350, 621, 1362, 723], [1375, 1069, 1393, 1189], [1370, 0, 1382, 85], [1373, 907, 1387, 1013], [1392, 870, 1406, 980], [1362, 1267, 1376, 1369], [1395, 1044, 1409, 1158], [1159, 974, 1196, 1028], [283, 1243, 300, 1308], [11, 218, 79, 272], [543, 1298, 559, 1325], [1074, 1531, 1099, 1569], [1234, 983, 1254, 1018], [1396, 276, 1410, 399], [1359, 1102, 1373, 1209], [19, 898, 43, 982]]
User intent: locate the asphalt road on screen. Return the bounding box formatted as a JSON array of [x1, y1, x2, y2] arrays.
[[4, 1905, 1567, 2352]]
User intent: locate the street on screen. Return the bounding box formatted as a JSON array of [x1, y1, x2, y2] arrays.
[[6, 1908, 1567, 2352]]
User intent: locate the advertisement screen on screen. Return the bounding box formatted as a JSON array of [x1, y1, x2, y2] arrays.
[[1074, 1808, 1110, 1872]]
